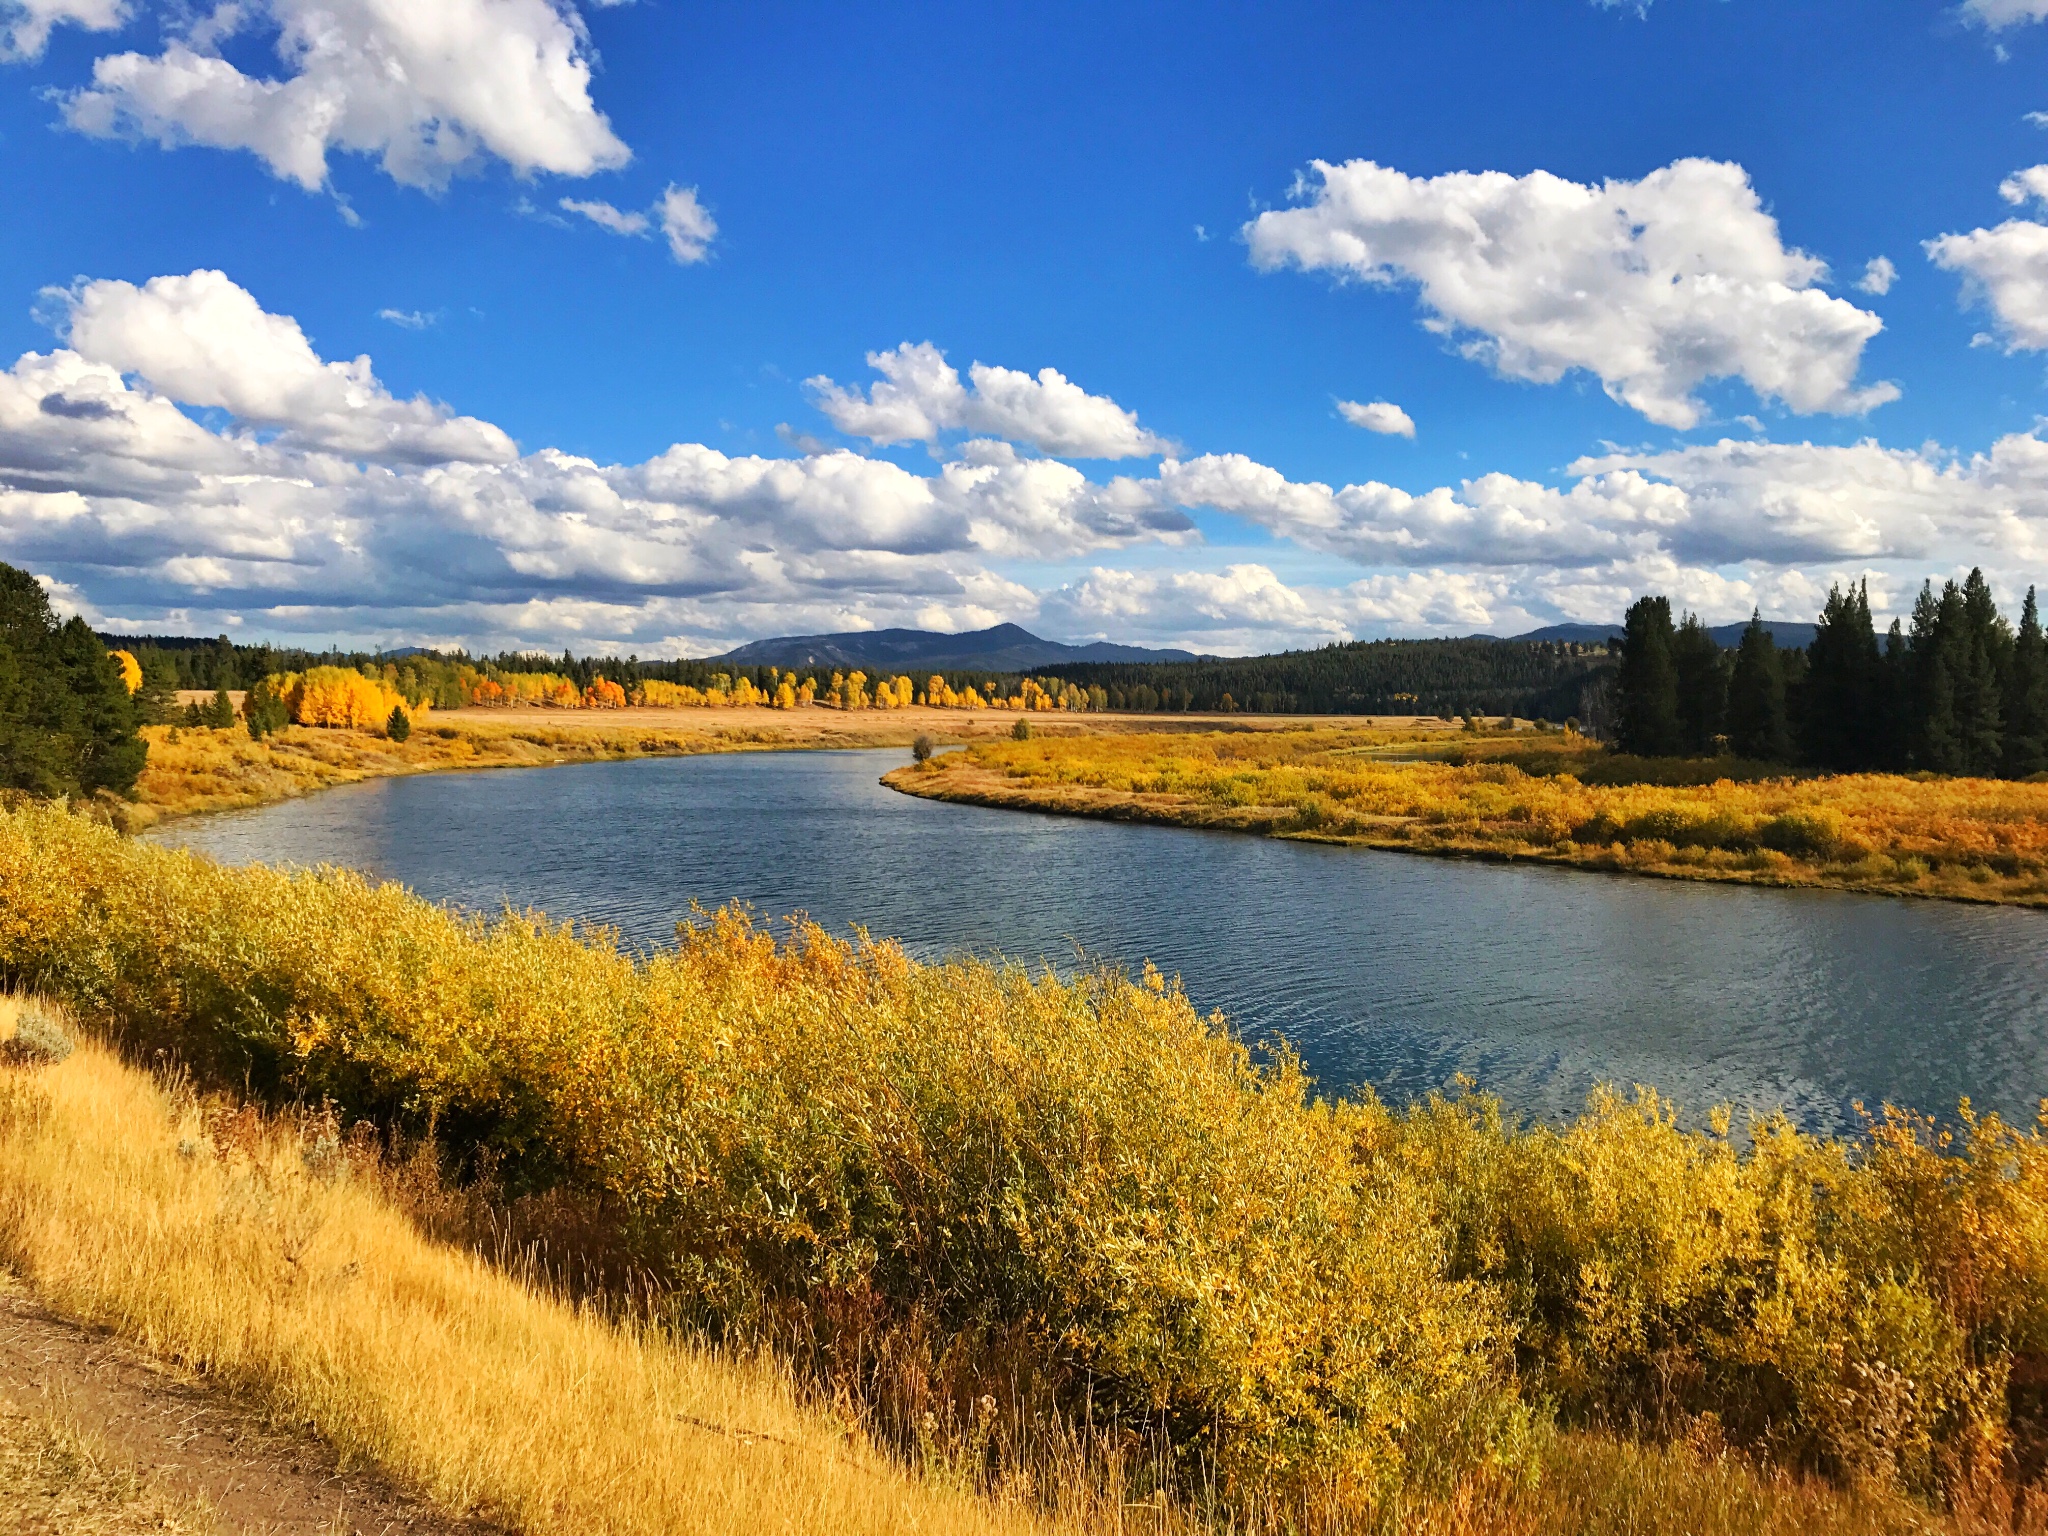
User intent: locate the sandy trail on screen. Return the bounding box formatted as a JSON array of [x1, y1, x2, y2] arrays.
[[0, 1284, 493, 1536]]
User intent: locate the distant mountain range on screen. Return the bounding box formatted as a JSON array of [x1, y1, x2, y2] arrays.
[[713, 623, 1199, 673], [714, 619, 1822, 672], [1513, 620, 1819, 650]]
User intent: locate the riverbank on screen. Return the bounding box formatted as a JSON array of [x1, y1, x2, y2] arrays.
[[883, 727, 2048, 907], [1, 805, 2033, 1535], [120, 706, 1280, 832]]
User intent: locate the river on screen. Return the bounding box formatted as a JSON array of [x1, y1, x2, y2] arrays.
[[146, 748, 2048, 1133]]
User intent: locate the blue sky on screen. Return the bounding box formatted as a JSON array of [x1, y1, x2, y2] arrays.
[[5, 0, 2048, 654]]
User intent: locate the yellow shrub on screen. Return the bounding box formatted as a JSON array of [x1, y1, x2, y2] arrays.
[[9, 801, 2048, 1510], [0, 804, 1511, 1507]]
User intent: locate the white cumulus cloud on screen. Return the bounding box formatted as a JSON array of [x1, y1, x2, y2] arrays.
[[1857, 257, 1897, 296], [1245, 157, 1899, 430], [1337, 399, 1416, 437], [808, 342, 1171, 459], [658, 185, 717, 264], [1964, 0, 2048, 28], [1928, 222, 2048, 352], [58, 269, 515, 464], [2, 0, 124, 61], [61, 0, 631, 191], [20, 269, 2048, 656], [557, 185, 718, 264], [0, 270, 1203, 653], [560, 197, 649, 236]]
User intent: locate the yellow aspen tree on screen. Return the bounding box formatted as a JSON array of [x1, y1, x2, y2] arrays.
[[108, 649, 143, 694]]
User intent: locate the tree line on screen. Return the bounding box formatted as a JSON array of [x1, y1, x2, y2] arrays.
[[1037, 638, 1613, 719], [102, 635, 1032, 714], [1612, 571, 2048, 776]]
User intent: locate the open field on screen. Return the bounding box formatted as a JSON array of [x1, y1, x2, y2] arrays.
[[122, 706, 1324, 832], [884, 726, 2048, 907], [8, 802, 2048, 1532]]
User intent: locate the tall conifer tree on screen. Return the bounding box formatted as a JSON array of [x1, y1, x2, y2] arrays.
[[1614, 595, 1681, 756], [1802, 581, 1882, 770], [1956, 569, 2011, 775], [2006, 586, 2048, 777], [1671, 612, 1726, 755], [1910, 582, 1962, 773], [1727, 611, 1790, 761]]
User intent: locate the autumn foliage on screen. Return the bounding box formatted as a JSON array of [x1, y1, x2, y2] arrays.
[[9, 801, 2048, 1525], [273, 666, 428, 733], [107, 648, 143, 694], [906, 726, 2048, 906]]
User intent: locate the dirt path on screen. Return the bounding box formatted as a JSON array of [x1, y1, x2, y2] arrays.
[[0, 1285, 497, 1536]]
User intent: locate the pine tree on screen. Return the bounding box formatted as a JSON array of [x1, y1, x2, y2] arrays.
[[1956, 569, 2011, 774], [2006, 586, 2048, 777], [1727, 611, 1790, 761], [1614, 596, 1681, 756], [1671, 612, 1726, 754], [1878, 619, 1912, 770], [0, 566, 145, 798], [1912, 581, 1962, 773], [56, 618, 146, 795], [1801, 581, 1882, 770]]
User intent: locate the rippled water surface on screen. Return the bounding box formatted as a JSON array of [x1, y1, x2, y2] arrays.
[[148, 749, 2048, 1132]]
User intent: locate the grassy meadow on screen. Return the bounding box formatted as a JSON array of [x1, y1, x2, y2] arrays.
[[885, 724, 2048, 905], [116, 707, 1221, 832], [6, 802, 2048, 1531]]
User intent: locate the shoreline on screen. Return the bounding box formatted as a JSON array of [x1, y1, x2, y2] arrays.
[[119, 706, 1290, 833], [882, 749, 2048, 911]]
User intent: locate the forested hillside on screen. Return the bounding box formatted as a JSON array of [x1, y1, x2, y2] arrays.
[[1038, 637, 1615, 718]]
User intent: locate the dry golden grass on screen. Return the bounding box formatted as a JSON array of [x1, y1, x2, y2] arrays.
[[0, 1028, 1053, 1536], [0, 1035, 2016, 1536], [887, 725, 2048, 905]]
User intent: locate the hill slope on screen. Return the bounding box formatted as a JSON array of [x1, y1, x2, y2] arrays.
[[1515, 620, 1819, 649], [714, 623, 1196, 672]]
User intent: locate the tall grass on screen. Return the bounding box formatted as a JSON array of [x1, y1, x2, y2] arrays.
[[5, 801, 2048, 1524], [902, 728, 2048, 904], [0, 1032, 1052, 1536]]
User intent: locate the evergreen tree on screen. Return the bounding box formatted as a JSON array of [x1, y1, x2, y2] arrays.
[[244, 677, 290, 740], [1879, 619, 1912, 770], [2006, 586, 2048, 777], [1801, 581, 1882, 770], [0, 563, 145, 798], [204, 685, 237, 729], [1727, 611, 1791, 761], [1614, 595, 1681, 756], [1956, 569, 2012, 774], [1910, 582, 1961, 773], [1671, 612, 1726, 754]]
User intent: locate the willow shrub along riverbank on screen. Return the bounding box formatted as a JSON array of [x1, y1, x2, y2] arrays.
[[885, 725, 2048, 906], [8, 803, 2048, 1528]]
